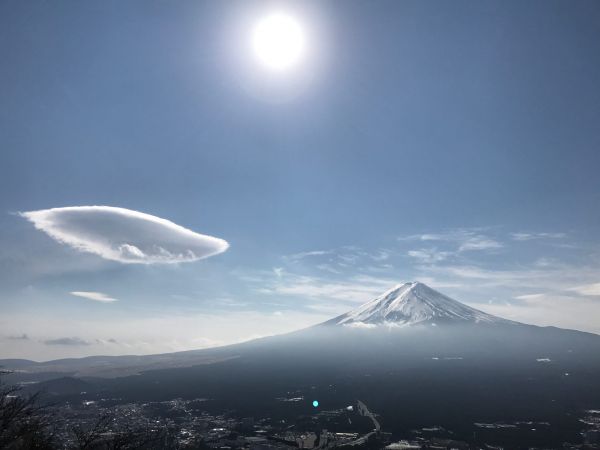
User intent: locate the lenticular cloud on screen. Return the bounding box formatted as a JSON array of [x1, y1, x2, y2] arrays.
[[20, 206, 229, 264]]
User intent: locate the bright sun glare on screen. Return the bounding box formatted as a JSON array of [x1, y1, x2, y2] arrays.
[[252, 12, 306, 71]]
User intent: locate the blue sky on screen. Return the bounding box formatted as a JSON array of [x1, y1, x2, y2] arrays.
[[1, 0, 599, 360]]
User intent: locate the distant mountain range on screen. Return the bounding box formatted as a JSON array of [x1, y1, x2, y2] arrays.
[[2, 282, 599, 379], [4, 282, 600, 445]]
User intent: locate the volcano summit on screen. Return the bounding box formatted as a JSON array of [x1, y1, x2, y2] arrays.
[[325, 281, 513, 327]]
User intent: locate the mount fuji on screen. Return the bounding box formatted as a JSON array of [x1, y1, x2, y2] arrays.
[[324, 281, 513, 327]]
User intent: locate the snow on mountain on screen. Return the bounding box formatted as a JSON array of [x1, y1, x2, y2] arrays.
[[326, 282, 513, 328]]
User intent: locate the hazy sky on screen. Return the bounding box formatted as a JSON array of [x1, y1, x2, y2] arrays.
[[1, 0, 600, 360]]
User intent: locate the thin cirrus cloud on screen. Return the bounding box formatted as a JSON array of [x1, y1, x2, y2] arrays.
[[19, 206, 229, 264], [70, 291, 118, 303], [457, 236, 502, 252], [399, 229, 503, 252]]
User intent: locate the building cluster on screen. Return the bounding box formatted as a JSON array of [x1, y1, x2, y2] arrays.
[[45, 397, 600, 449], [581, 409, 600, 446]]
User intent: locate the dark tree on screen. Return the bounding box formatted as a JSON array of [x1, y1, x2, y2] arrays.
[[0, 371, 55, 449], [1, 371, 172, 449]]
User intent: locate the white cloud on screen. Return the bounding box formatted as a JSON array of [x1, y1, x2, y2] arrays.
[[20, 206, 229, 264], [283, 247, 391, 274], [259, 272, 400, 304], [371, 250, 391, 262], [569, 283, 600, 296], [399, 229, 502, 253], [407, 248, 451, 263], [316, 263, 342, 274], [399, 228, 483, 242], [70, 291, 118, 303], [284, 250, 332, 262], [418, 233, 445, 241], [344, 322, 377, 329], [458, 236, 502, 252]]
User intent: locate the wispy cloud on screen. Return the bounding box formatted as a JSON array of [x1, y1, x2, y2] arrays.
[[414, 261, 597, 290], [44, 337, 91, 346], [399, 228, 485, 242], [258, 272, 400, 304], [398, 233, 451, 242], [70, 291, 119, 303], [510, 232, 566, 241], [5, 333, 29, 341], [20, 206, 229, 264], [569, 283, 600, 296], [251, 227, 600, 334], [284, 250, 333, 262], [407, 248, 451, 263], [458, 236, 502, 252], [283, 247, 396, 276], [315, 263, 342, 274], [399, 228, 502, 253]]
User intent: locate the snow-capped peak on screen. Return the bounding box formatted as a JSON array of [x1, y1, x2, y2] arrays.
[[327, 282, 510, 327]]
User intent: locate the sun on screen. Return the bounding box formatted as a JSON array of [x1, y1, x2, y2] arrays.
[[251, 12, 306, 71]]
